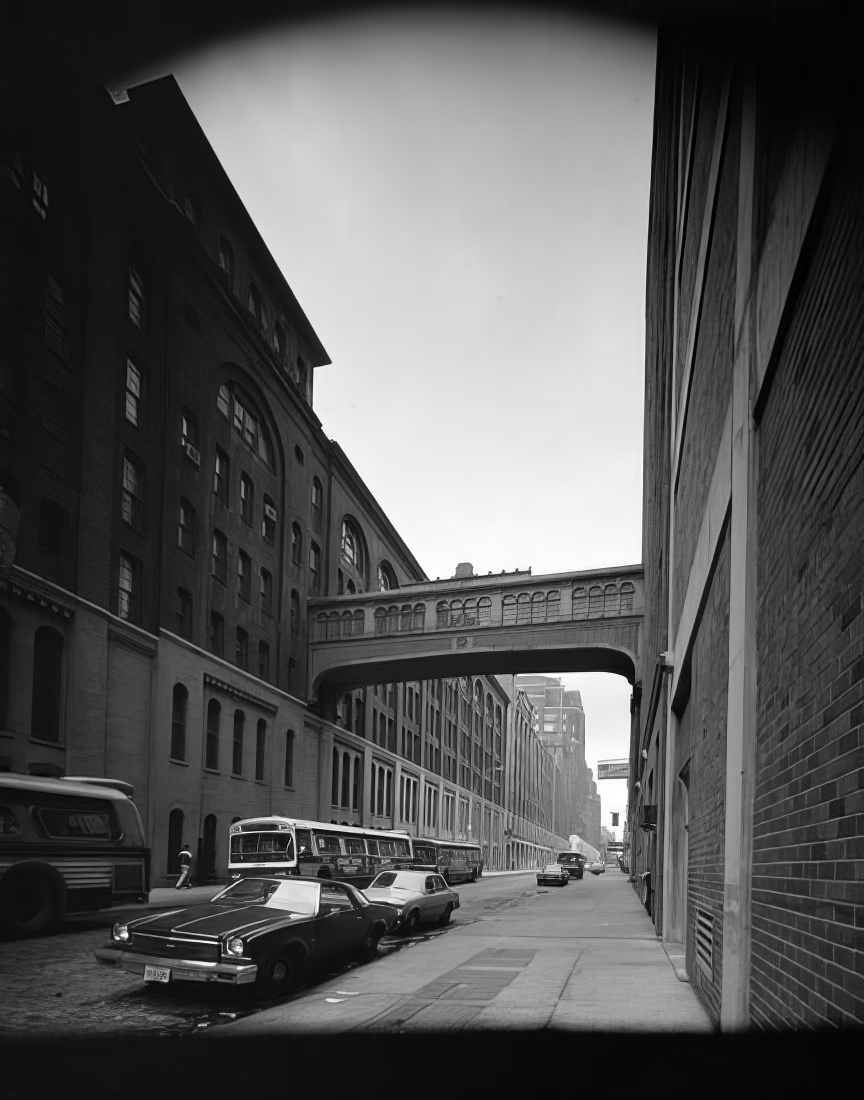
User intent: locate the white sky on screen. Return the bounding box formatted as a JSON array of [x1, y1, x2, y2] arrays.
[[161, 5, 656, 833]]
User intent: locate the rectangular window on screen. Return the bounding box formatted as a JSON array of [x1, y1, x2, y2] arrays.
[[259, 569, 272, 617], [211, 530, 228, 584], [258, 641, 270, 681], [213, 448, 229, 505], [178, 500, 196, 555], [237, 551, 251, 602], [128, 267, 144, 328], [121, 455, 143, 530], [177, 589, 193, 641], [235, 627, 248, 670], [239, 474, 254, 526], [125, 359, 141, 426], [309, 542, 321, 594], [118, 553, 141, 622], [208, 611, 224, 657], [262, 496, 276, 544]]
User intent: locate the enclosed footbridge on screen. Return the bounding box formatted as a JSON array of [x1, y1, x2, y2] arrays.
[[308, 564, 644, 703]]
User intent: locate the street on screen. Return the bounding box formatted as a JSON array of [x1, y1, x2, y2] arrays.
[[0, 871, 543, 1038]]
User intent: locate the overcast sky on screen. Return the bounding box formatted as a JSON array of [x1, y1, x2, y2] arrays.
[[160, 5, 656, 833]]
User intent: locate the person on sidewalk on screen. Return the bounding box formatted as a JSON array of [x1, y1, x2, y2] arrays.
[[174, 843, 194, 889]]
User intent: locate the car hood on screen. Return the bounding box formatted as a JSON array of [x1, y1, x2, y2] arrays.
[[127, 903, 314, 939]]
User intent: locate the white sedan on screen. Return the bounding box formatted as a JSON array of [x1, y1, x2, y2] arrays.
[[363, 870, 460, 933]]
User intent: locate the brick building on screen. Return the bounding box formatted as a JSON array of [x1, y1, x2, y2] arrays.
[[633, 16, 863, 1028], [0, 73, 566, 884]]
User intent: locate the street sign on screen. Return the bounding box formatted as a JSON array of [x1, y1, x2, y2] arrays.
[[597, 758, 630, 780]]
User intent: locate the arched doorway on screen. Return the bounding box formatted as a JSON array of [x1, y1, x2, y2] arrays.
[[167, 808, 184, 875]]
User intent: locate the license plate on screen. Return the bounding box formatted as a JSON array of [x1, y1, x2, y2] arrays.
[[144, 965, 170, 983]]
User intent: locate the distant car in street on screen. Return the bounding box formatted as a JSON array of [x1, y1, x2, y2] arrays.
[[97, 876, 393, 995], [586, 860, 606, 875], [555, 851, 586, 880], [536, 863, 570, 887], [363, 869, 460, 933]]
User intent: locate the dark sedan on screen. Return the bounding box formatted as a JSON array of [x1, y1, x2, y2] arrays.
[[96, 876, 394, 995]]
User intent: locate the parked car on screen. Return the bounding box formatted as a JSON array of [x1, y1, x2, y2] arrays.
[[96, 876, 394, 995], [363, 869, 460, 933], [536, 863, 570, 887], [587, 860, 606, 875]]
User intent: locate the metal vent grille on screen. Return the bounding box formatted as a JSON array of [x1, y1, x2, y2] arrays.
[[695, 907, 714, 979]]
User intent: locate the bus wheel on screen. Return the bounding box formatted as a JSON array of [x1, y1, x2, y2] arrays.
[[468, 869, 478, 883], [403, 909, 420, 935], [257, 950, 303, 996], [0, 870, 65, 938], [438, 904, 454, 927]]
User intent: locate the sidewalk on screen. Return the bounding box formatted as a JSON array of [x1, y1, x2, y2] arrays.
[[214, 870, 713, 1036]]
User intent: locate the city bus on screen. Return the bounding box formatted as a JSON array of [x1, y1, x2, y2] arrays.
[[227, 817, 414, 888], [0, 772, 150, 937], [410, 838, 483, 883]]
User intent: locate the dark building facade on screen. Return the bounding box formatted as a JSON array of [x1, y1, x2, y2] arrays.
[[0, 74, 569, 884], [633, 17, 863, 1029]]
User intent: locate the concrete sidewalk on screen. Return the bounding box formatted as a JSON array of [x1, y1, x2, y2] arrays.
[[214, 871, 714, 1035]]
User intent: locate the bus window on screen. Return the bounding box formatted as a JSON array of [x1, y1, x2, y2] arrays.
[[315, 833, 341, 855], [0, 806, 23, 836], [412, 843, 436, 863], [394, 838, 411, 858], [344, 837, 365, 855], [378, 839, 396, 857], [296, 828, 312, 857], [365, 838, 379, 856], [36, 804, 117, 840]]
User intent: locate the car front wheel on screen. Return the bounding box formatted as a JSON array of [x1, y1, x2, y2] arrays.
[[257, 950, 303, 996]]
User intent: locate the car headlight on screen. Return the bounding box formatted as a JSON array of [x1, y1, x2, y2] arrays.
[[112, 923, 131, 944], [224, 937, 246, 957]]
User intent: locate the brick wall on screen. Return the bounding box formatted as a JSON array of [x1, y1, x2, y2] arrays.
[[683, 528, 730, 1024], [751, 123, 864, 1028]]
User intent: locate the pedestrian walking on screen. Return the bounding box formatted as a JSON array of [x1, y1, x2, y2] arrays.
[[175, 843, 193, 889]]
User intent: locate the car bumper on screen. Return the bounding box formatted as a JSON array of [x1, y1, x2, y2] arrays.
[[101, 948, 258, 985], [536, 876, 567, 885]]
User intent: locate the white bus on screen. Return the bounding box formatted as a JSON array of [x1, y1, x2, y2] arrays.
[[228, 817, 413, 888], [0, 772, 150, 937]]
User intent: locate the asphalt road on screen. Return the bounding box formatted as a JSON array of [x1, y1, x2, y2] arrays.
[[0, 872, 540, 1038]]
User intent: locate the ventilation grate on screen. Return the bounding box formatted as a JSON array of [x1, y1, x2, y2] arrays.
[[695, 907, 714, 979]]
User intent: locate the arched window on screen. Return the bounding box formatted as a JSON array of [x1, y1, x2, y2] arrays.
[[331, 747, 340, 806], [255, 719, 266, 782], [572, 587, 588, 619], [400, 604, 413, 632], [502, 595, 517, 625], [291, 523, 302, 565], [546, 590, 560, 621], [588, 585, 604, 616], [232, 710, 245, 775], [412, 604, 425, 631], [620, 582, 635, 613], [478, 597, 492, 626], [531, 591, 546, 623], [205, 699, 220, 770], [604, 584, 619, 615], [167, 809, 184, 874], [436, 601, 449, 629], [31, 626, 63, 742], [516, 593, 531, 624], [377, 560, 397, 591], [170, 683, 187, 761], [339, 517, 367, 590], [284, 729, 295, 787]]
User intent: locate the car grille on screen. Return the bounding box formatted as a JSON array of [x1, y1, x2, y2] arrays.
[[131, 933, 220, 962]]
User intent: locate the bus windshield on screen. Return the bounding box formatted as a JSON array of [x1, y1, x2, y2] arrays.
[[230, 831, 295, 864], [557, 852, 584, 864]]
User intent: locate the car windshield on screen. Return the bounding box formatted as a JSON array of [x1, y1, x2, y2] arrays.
[[369, 871, 423, 891], [213, 879, 318, 915], [543, 865, 562, 872]]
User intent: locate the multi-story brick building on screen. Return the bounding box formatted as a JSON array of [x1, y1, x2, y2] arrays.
[[0, 73, 567, 884], [634, 17, 863, 1028], [515, 674, 600, 847]]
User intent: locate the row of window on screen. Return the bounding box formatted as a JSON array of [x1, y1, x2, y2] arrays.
[[313, 583, 639, 638]]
